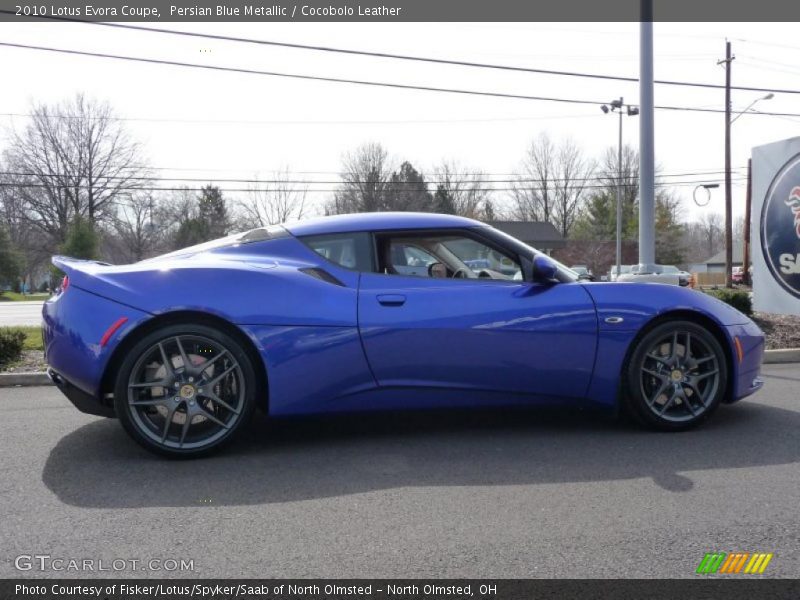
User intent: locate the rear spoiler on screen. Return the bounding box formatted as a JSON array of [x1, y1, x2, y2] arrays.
[[51, 256, 116, 293], [52, 255, 112, 274]]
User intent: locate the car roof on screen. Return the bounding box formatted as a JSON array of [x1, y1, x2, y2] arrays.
[[284, 212, 484, 236]]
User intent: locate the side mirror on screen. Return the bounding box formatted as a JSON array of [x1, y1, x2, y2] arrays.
[[533, 255, 558, 282]]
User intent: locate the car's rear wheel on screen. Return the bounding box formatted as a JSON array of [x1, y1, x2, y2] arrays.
[[624, 320, 727, 431], [114, 323, 257, 458]]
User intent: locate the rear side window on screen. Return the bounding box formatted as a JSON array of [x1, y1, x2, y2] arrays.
[[300, 232, 374, 272]]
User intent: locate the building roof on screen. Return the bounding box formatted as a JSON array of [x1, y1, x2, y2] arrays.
[[703, 241, 744, 265], [487, 220, 566, 248]]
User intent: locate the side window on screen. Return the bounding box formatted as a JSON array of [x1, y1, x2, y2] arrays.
[[377, 232, 522, 281], [300, 232, 373, 272]]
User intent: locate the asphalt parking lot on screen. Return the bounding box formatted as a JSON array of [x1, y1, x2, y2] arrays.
[[1, 364, 798, 579]]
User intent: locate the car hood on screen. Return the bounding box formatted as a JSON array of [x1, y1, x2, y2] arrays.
[[581, 281, 753, 330]]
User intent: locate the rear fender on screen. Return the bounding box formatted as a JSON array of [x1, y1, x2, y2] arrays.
[[43, 284, 151, 398]]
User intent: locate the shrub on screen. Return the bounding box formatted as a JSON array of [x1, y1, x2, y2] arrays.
[[705, 288, 753, 317], [0, 328, 27, 367]]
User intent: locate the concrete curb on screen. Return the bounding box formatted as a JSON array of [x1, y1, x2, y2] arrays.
[[0, 372, 51, 386], [0, 348, 798, 387], [763, 348, 800, 364]]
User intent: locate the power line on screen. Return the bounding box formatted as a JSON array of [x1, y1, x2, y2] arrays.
[[4, 40, 800, 118], [8, 12, 800, 96], [0, 111, 601, 126], [0, 178, 748, 195], [0, 169, 748, 185]]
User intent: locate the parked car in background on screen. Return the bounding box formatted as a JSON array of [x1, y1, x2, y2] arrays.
[[570, 265, 595, 281], [661, 265, 691, 287], [608, 264, 632, 282], [732, 266, 744, 284], [617, 264, 681, 286]]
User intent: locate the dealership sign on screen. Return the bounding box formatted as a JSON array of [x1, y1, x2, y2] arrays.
[[753, 138, 800, 315]]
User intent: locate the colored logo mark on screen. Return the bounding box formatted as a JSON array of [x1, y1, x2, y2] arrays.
[[761, 152, 800, 298], [696, 552, 773, 574]]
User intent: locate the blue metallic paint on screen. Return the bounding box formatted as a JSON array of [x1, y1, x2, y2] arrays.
[[43, 212, 764, 418], [358, 273, 597, 399], [43, 285, 150, 397]]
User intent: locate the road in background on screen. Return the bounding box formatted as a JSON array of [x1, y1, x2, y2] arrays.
[[0, 301, 43, 327], [1, 364, 798, 578]]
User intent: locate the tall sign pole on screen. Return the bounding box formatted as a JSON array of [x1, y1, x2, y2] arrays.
[[639, 0, 656, 269], [616, 96, 623, 278], [743, 158, 752, 286]]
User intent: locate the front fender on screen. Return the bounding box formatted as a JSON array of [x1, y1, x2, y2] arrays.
[[580, 282, 758, 408], [582, 282, 752, 331]]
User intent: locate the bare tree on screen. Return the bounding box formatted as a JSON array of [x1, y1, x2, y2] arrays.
[[596, 145, 640, 213], [432, 161, 494, 219], [551, 140, 595, 238], [239, 169, 308, 226], [110, 193, 170, 262], [697, 212, 724, 257], [326, 143, 392, 214], [510, 134, 594, 237], [509, 133, 557, 223], [733, 215, 745, 243], [2, 94, 146, 242]]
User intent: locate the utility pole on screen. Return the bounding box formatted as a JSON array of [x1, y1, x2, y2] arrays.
[[639, 0, 655, 269], [719, 40, 735, 288]]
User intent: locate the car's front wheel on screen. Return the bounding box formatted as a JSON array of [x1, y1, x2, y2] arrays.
[[114, 323, 257, 458], [624, 320, 728, 431]]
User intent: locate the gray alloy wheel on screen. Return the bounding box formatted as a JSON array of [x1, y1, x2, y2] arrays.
[[625, 320, 727, 431], [114, 324, 256, 457]]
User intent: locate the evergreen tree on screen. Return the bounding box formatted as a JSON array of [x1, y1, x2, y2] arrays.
[[433, 184, 456, 214], [572, 192, 615, 241], [0, 226, 21, 288], [483, 200, 496, 221], [655, 193, 685, 265], [384, 162, 433, 212], [198, 185, 229, 239], [174, 218, 210, 249], [60, 217, 99, 260]]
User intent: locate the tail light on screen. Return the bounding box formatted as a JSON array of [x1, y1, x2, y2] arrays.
[[60, 275, 69, 294]]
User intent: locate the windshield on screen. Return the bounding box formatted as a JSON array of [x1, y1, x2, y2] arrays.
[[479, 226, 579, 282]]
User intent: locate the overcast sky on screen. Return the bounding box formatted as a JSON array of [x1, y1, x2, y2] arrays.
[[2, 21, 799, 221]]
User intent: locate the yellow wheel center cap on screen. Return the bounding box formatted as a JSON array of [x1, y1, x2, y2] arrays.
[[180, 384, 196, 399], [671, 370, 683, 381]]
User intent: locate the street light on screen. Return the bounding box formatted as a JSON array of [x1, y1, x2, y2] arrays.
[[692, 183, 720, 208], [723, 91, 775, 288], [601, 98, 639, 281], [730, 93, 773, 124]]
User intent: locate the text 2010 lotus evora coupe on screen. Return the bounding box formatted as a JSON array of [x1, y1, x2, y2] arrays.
[[43, 212, 765, 457]]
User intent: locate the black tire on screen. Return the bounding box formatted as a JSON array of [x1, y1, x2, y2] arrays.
[[114, 323, 257, 458], [623, 320, 728, 431]]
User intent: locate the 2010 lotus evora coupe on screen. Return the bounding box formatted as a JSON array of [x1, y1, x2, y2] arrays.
[[43, 212, 765, 457]]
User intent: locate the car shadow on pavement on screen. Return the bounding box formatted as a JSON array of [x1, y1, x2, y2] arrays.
[[41, 398, 800, 508]]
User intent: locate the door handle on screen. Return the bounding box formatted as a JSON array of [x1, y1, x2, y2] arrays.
[[377, 294, 406, 306]]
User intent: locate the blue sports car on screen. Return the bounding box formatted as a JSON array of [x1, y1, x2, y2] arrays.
[[43, 212, 765, 457]]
